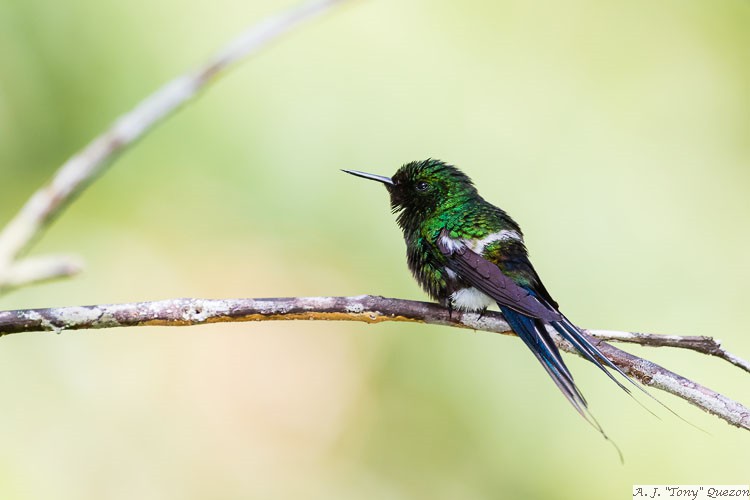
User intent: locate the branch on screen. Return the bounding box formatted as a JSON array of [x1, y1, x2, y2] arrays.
[[1, 295, 748, 431], [0, 0, 350, 292], [590, 329, 750, 374]]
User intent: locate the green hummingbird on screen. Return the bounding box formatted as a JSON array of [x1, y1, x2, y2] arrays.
[[343, 158, 642, 436]]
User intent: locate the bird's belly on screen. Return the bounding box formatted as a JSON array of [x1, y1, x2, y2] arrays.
[[449, 287, 495, 312]]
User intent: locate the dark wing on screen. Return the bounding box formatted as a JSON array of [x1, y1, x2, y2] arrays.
[[436, 229, 561, 322], [485, 236, 559, 310]]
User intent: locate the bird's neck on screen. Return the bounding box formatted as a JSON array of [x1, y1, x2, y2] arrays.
[[396, 194, 485, 239]]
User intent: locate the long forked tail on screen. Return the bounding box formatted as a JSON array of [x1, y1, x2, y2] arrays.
[[502, 311, 605, 423], [501, 308, 623, 459]]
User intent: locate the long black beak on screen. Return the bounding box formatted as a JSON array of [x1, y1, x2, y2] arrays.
[[341, 169, 394, 186]]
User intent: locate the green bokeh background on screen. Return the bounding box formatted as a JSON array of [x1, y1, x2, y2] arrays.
[[1, 0, 749, 498]]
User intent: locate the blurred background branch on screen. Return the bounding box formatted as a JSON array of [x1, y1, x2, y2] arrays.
[[0, 0, 350, 294], [0, 254, 84, 294], [1, 295, 748, 430]]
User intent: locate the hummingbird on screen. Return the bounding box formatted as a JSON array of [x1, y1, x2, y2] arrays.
[[343, 158, 641, 436]]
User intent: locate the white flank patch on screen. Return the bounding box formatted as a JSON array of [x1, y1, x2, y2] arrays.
[[464, 230, 521, 253], [450, 287, 495, 312], [439, 234, 464, 253]]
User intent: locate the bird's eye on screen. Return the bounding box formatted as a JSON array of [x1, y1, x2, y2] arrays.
[[415, 181, 430, 192]]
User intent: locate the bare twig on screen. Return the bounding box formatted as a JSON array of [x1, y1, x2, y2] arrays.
[[0, 0, 350, 291], [590, 329, 750, 374], [1, 295, 747, 431]]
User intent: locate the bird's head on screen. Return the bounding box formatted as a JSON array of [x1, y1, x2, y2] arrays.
[[343, 159, 478, 220]]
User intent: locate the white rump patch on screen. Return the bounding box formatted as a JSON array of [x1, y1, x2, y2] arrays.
[[465, 230, 522, 253], [450, 287, 495, 312]]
